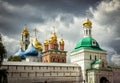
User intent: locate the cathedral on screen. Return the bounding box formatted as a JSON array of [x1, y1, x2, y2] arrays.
[[1, 16, 120, 83]]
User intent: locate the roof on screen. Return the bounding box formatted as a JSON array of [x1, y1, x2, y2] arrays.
[[2, 62, 79, 67], [72, 37, 105, 52], [24, 44, 38, 56], [92, 59, 102, 64], [14, 48, 26, 60]]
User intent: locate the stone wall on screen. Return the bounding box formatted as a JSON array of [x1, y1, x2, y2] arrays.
[[2, 62, 82, 83], [112, 67, 120, 83]]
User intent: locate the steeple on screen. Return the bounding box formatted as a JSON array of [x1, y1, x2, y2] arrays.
[[83, 11, 92, 37], [21, 24, 30, 50], [33, 28, 42, 51]]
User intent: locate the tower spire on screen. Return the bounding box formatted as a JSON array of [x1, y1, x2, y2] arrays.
[[83, 11, 92, 37]]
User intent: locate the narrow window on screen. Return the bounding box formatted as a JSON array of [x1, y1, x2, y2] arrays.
[[86, 30, 88, 35], [95, 56, 96, 60], [90, 55, 91, 60]]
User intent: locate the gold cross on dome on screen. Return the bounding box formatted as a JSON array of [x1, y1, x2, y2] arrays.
[[86, 10, 89, 18]]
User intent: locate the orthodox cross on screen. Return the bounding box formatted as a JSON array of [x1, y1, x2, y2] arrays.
[[86, 10, 90, 18], [33, 28, 38, 38]]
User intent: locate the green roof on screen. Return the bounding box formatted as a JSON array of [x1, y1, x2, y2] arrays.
[[72, 37, 104, 52], [92, 59, 102, 64]]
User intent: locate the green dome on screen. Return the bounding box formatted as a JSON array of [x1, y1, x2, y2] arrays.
[[72, 37, 103, 52]]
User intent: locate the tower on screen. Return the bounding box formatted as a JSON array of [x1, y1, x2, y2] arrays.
[[21, 24, 30, 50], [25, 28, 42, 62], [42, 27, 67, 63], [70, 15, 111, 83]]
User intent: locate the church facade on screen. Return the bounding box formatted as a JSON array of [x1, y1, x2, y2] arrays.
[[1, 16, 120, 83]]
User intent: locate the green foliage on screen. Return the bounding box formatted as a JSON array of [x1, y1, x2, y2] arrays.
[[8, 56, 22, 61], [0, 42, 6, 66]]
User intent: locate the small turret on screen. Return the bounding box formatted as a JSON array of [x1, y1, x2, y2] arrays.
[[59, 38, 64, 51]]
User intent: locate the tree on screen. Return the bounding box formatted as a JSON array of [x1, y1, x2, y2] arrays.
[[0, 34, 8, 83], [8, 56, 22, 61], [0, 42, 6, 67]]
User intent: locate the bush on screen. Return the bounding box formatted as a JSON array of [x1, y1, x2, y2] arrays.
[[8, 56, 22, 61]]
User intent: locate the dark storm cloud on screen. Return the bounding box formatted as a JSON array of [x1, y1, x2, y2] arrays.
[[110, 40, 120, 54], [90, 0, 120, 64], [3, 0, 100, 14], [0, 0, 101, 37]]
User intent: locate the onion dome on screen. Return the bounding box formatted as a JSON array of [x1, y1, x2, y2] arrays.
[[44, 39, 49, 45], [83, 18, 92, 28], [51, 32, 57, 41], [21, 25, 29, 35], [72, 37, 104, 52], [59, 39, 64, 45], [15, 48, 26, 60], [24, 44, 38, 56], [49, 38, 54, 43], [33, 38, 42, 51]]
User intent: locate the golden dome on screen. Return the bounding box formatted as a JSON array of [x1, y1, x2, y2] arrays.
[[83, 18, 92, 28], [33, 38, 42, 51], [51, 32, 57, 41], [49, 38, 54, 43], [59, 39, 64, 45], [44, 39, 49, 45], [22, 25, 29, 35]]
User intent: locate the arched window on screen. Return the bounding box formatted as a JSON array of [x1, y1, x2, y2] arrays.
[[86, 30, 88, 35], [52, 58, 55, 62], [58, 59, 60, 62], [62, 58, 65, 63], [90, 55, 91, 60]]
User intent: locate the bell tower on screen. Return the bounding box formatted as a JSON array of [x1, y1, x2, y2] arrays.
[[70, 13, 108, 83], [21, 24, 30, 50]]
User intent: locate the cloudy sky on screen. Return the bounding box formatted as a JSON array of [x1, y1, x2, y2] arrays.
[[0, 0, 120, 65]]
